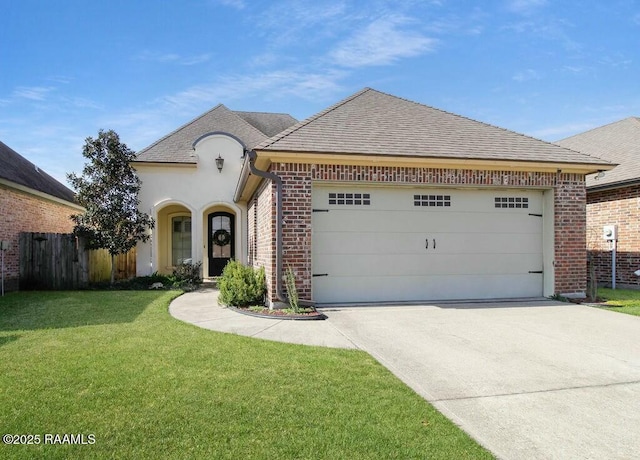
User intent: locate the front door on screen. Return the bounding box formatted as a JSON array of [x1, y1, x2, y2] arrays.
[[208, 212, 235, 276]]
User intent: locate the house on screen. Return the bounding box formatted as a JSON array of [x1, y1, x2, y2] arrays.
[[0, 140, 82, 291], [557, 117, 640, 288], [135, 88, 612, 306]]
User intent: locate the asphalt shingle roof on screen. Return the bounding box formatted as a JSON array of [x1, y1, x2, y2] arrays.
[[556, 117, 640, 188], [0, 140, 76, 203], [135, 105, 297, 163], [234, 111, 298, 138], [257, 88, 612, 167]]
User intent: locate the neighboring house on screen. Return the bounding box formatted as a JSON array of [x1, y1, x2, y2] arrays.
[[0, 140, 82, 291], [135, 88, 612, 306], [557, 117, 640, 288]]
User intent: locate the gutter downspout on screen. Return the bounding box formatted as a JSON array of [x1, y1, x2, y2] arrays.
[[244, 149, 287, 306]]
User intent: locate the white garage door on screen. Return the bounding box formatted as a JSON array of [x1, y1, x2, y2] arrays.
[[312, 185, 544, 304]]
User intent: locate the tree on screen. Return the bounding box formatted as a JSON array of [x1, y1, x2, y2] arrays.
[[67, 129, 154, 285]]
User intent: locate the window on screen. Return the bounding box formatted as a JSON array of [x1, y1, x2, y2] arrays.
[[171, 216, 192, 265], [414, 194, 451, 207], [494, 197, 529, 209], [328, 192, 370, 205]]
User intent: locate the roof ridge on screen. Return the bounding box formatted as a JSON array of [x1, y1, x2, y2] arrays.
[[255, 87, 373, 150], [369, 87, 608, 162], [230, 110, 294, 140], [228, 110, 275, 140], [233, 109, 294, 117], [379, 87, 607, 161], [137, 103, 227, 155]]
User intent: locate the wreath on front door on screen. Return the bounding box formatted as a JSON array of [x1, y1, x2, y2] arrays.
[[213, 229, 231, 246]]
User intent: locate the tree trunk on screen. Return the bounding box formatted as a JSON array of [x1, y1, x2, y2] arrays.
[[111, 253, 116, 286]]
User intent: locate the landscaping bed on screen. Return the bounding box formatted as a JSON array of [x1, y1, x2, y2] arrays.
[[229, 305, 326, 320]]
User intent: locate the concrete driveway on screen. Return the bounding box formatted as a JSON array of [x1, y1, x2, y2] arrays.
[[323, 299, 640, 460]]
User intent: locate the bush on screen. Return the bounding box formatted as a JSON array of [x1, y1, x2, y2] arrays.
[[89, 272, 171, 290], [218, 260, 266, 308], [284, 265, 300, 313], [169, 261, 202, 288]]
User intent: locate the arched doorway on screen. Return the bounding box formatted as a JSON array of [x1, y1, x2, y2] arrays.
[[208, 211, 235, 276]]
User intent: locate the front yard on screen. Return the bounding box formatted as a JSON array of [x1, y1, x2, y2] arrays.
[[0, 291, 492, 459], [596, 288, 640, 317]]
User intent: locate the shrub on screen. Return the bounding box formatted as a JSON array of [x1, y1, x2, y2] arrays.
[[218, 260, 266, 308], [285, 265, 300, 313], [89, 272, 171, 290], [169, 261, 202, 288]]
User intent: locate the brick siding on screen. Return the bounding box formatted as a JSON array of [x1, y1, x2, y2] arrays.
[[249, 164, 587, 304], [0, 185, 77, 291], [248, 179, 276, 297], [587, 184, 640, 287]]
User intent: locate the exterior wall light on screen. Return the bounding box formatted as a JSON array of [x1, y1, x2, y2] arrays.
[[215, 155, 224, 173]]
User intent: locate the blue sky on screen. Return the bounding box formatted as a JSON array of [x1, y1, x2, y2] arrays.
[[1, 0, 639, 186]]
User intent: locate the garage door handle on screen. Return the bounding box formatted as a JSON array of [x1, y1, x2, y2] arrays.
[[433, 238, 436, 249], [425, 239, 429, 249]]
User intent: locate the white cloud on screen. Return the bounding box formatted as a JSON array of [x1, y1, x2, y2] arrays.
[[329, 15, 437, 68], [262, 0, 347, 30], [504, 18, 581, 53], [179, 54, 213, 66], [161, 69, 346, 112], [216, 0, 245, 9], [46, 76, 73, 85], [532, 122, 597, 140], [134, 51, 212, 66], [513, 69, 542, 82], [94, 68, 348, 154], [258, 0, 349, 48], [13, 86, 55, 101], [506, 0, 547, 14], [62, 96, 103, 110], [562, 65, 584, 73], [599, 55, 632, 68]]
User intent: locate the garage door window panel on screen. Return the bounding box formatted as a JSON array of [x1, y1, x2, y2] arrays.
[[495, 197, 529, 209], [328, 192, 370, 206], [414, 194, 451, 207]]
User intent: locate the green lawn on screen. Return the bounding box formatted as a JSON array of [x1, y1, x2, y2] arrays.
[[596, 288, 640, 317], [0, 291, 492, 459]]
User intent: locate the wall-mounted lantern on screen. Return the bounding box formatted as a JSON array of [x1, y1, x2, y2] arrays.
[[215, 155, 224, 173]]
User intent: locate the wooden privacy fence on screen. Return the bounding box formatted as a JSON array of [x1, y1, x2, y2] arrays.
[[87, 245, 137, 283], [19, 232, 136, 290]]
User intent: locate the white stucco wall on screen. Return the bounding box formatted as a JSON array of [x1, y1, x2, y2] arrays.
[[133, 134, 247, 276]]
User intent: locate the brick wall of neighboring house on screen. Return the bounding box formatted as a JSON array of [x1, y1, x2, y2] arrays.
[[250, 164, 587, 304], [587, 184, 640, 287], [0, 185, 77, 291]]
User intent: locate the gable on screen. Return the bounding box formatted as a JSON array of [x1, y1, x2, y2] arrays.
[[135, 105, 297, 164]]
